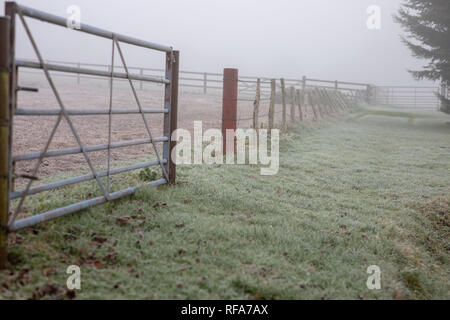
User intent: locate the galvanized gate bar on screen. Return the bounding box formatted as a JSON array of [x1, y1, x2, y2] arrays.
[[15, 108, 168, 116], [15, 3, 172, 53], [0, 2, 179, 244], [8, 7, 112, 227], [113, 38, 169, 182], [9, 178, 167, 231], [10, 159, 167, 200], [16, 59, 169, 84], [106, 39, 115, 194], [13, 137, 169, 162]]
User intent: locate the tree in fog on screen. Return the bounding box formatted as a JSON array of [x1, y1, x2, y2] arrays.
[[395, 0, 450, 113]]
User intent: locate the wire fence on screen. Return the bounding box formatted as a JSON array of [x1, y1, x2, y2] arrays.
[[233, 77, 364, 131], [18, 58, 371, 97]]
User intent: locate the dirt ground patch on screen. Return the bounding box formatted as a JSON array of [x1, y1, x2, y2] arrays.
[[13, 72, 318, 185]]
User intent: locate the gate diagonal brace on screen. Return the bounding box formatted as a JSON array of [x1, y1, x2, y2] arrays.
[[113, 37, 169, 182], [8, 8, 112, 227]]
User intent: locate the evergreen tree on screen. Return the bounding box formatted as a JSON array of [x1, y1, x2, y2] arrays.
[[395, 0, 450, 113]]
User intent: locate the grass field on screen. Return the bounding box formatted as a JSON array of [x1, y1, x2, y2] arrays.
[[1, 105, 449, 300]]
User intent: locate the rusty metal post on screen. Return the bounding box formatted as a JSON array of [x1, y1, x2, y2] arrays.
[[0, 16, 11, 269], [222, 68, 238, 155]]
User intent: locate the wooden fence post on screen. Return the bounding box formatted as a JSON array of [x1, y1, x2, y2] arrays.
[[296, 89, 303, 122], [301, 76, 307, 118], [222, 68, 238, 155], [268, 79, 276, 130], [0, 16, 10, 269], [327, 90, 335, 113], [317, 89, 328, 114], [168, 51, 179, 184], [314, 88, 324, 119], [253, 78, 260, 130], [327, 90, 339, 112], [290, 86, 295, 122], [315, 88, 326, 115], [77, 62, 80, 85], [280, 78, 286, 132], [321, 89, 331, 113], [309, 91, 318, 121]]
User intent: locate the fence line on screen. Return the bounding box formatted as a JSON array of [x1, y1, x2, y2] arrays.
[[19, 58, 446, 110], [18, 58, 371, 97], [227, 75, 365, 134]]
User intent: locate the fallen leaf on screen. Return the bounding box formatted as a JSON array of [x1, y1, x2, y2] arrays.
[[93, 260, 103, 269], [43, 267, 58, 277], [104, 252, 118, 262], [92, 236, 108, 244], [17, 269, 33, 285], [31, 283, 61, 300], [116, 216, 131, 225], [66, 290, 76, 300], [153, 202, 168, 208]]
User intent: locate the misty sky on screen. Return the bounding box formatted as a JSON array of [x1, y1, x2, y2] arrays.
[[1, 0, 436, 86]]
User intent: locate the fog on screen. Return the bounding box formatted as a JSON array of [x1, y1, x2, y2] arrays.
[[1, 0, 435, 86]]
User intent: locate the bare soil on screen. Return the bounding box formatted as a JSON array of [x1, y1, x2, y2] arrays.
[[13, 72, 317, 185]]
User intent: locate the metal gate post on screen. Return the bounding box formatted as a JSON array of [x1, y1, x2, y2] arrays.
[[222, 68, 238, 155], [0, 16, 11, 269]]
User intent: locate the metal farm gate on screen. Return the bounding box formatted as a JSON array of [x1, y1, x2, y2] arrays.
[[0, 2, 179, 267], [372, 86, 440, 109]]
